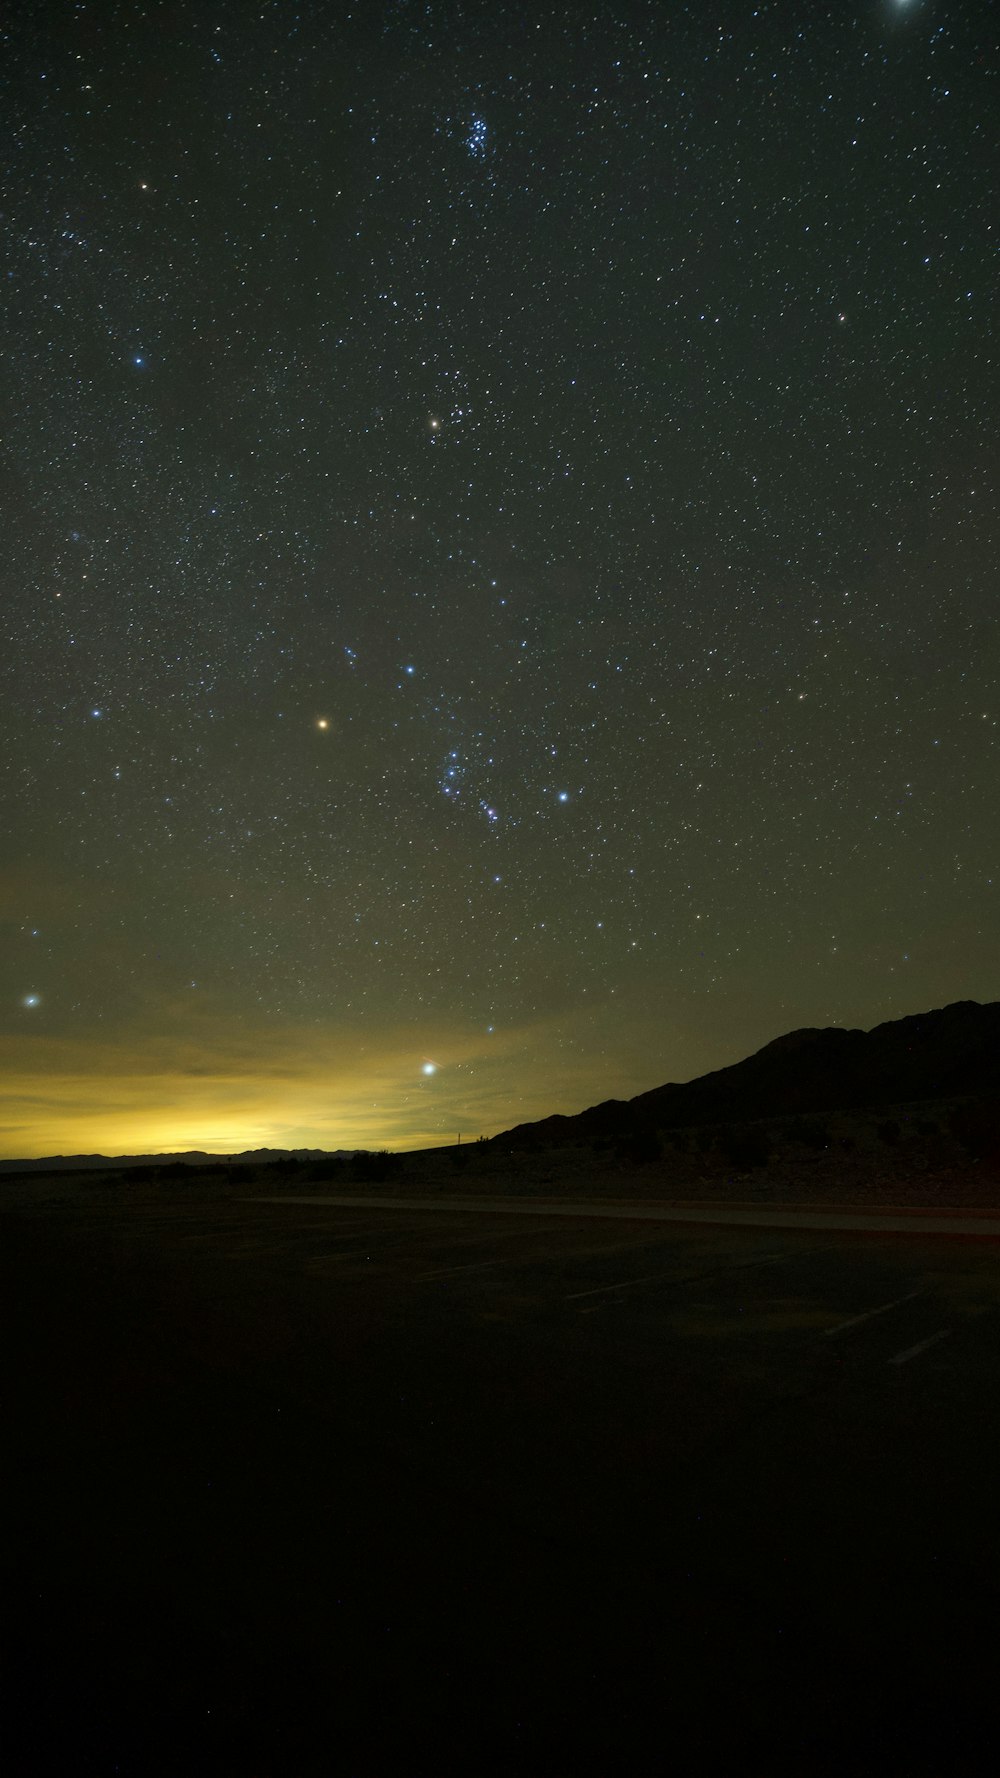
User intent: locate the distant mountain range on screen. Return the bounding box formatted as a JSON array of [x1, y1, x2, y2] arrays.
[[3, 1001, 997, 1175], [0, 1147, 356, 1176], [495, 999, 1000, 1149]]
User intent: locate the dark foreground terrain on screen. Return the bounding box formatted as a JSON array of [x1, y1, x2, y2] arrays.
[[4, 1177, 1000, 1774]]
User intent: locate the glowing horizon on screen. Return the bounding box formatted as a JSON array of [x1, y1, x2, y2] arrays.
[[0, 1007, 654, 1160], [4, 964, 995, 1162]]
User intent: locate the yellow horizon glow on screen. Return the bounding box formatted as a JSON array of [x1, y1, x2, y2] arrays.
[[0, 1012, 655, 1160]]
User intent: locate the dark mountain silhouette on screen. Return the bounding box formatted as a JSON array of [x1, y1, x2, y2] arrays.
[[496, 1000, 1000, 1149], [0, 1147, 355, 1176]]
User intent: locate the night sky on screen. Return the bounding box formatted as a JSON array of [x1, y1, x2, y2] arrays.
[[3, 0, 997, 1159]]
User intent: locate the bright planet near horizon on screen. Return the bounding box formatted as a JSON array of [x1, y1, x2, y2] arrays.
[[2, 0, 996, 1162]]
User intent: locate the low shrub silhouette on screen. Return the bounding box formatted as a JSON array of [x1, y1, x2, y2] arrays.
[[157, 1160, 192, 1182], [876, 1120, 901, 1147], [617, 1127, 662, 1164], [266, 1156, 301, 1178], [950, 1099, 1000, 1163], [718, 1125, 772, 1170], [350, 1149, 400, 1184], [309, 1157, 349, 1182], [788, 1119, 831, 1151]]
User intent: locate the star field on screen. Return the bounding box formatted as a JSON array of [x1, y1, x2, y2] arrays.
[[2, 0, 997, 1156]]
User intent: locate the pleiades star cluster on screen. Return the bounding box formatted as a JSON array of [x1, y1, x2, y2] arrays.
[[2, 0, 997, 1156]]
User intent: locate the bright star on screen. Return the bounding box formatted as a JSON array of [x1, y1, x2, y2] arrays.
[[22, 994, 40, 1009], [422, 1061, 437, 1075], [316, 718, 329, 730]]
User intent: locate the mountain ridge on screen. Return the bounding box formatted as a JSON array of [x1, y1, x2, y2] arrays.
[[2, 1002, 996, 1174], [0, 1147, 356, 1176], [494, 999, 1000, 1149]]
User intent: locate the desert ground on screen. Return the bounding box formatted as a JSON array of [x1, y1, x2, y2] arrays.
[[4, 1136, 1000, 1774]]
